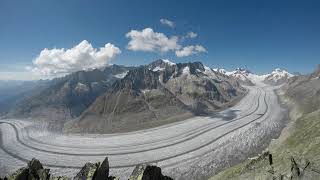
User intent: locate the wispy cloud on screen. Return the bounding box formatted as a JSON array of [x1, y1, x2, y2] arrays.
[[160, 18, 175, 28], [175, 45, 207, 57], [185, 31, 198, 39], [29, 40, 121, 76]]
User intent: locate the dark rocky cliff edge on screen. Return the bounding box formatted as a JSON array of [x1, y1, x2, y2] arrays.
[[0, 157, 173, 180]]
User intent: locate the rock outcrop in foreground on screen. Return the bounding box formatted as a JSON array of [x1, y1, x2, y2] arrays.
[[1, 157, 173, 180]]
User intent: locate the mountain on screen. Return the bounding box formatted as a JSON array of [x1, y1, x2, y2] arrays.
[[149, 60, 246, 112], [65, 59, 246, 133], [0, 80, 51, 115], [283, 65, 320, 113], [214, 68, 294, 86], [263, 68, 294, 85], [210, 65, 320, 180], [8, 65, 133, 130], [0, 80, 37, 102], [212, 68, 227, 75], [225, 68, 256, 86]]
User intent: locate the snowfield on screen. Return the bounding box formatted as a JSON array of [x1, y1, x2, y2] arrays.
[[0, 81, 287, 179]]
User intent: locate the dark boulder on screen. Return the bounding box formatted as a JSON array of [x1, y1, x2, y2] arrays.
[[7, 158, 50, 180], [8, 167, 29, 180], [74, 162, 99, 180], [28, 158, 46, 179], [129, 164, 173, 180], [94, 157, 109, 179], [74, 157, 115, 180]]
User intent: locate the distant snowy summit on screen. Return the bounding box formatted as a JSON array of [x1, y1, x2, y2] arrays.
[[148, 59, 176, 72], [212, 68, 227, 75], [212, 68, 256, 86], [263, 68, 294, 85], [213, 67, 294, 85]]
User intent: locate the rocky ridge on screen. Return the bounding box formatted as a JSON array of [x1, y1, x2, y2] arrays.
[[8, 65, 133, 131], [225, 68, 256, 86], [215, 67, 294, 86], [0, 157, 172, 180]]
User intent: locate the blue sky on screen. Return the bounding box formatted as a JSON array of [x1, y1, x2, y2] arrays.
[[1, 0, 320, 80]]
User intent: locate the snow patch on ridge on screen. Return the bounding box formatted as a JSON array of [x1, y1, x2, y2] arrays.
[[213, 68, 227, 75], [153, 66, 165, 72], [204, 66, 218, 79], [114, 71, 128, 78], [161, 59, 176, 66], [182, 66, 190, 75], [75, 82, 89, 92]]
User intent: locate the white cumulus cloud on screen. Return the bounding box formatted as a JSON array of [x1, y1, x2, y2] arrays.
[[175, 45, 207, 57], [160, 18, 175, 28], [126, 28, 180, 53], [30, 40, 121, 76]]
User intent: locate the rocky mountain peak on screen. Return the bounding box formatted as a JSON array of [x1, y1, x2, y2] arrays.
[[113, 66, 161, 91], [267, 68, 293, 79], [213, 68, 227, 75], [234, 68, 251, 74], [161, 59, 176, 65], [148, 59, 176, 72], [271, 68, 292, 75], [263, 68, 294, 85], [175, 61, 205, 76]]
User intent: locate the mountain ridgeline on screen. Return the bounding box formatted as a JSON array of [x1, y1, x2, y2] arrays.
[[219, 67, 294, 86], [6, 59, 246, 133], [65, 59, 246, 133], [7, 65, 133, 130]]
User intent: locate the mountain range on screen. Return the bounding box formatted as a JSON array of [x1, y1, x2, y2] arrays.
[[6, 65, 133, 130], [214, 67, 294, 86], [3, 59, 294, 133], [65, 60, 245, 133]]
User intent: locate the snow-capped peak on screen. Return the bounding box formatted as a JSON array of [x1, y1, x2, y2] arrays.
[[161, 59, 176, 66], [206, 65, 294, 86], [182, 66, 190, 75], [113, 71, 128, 78], [148, 59, 176, 72], [263, 68, 294, 83], [270, 68, 293, 77], [234, 68, 251, 74], [152, 66, 165, 72], [212, 68, 227, 75]]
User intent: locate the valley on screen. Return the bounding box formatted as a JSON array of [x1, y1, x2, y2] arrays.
[[0, 80, 287, 179], [2, 3, 319, 179]]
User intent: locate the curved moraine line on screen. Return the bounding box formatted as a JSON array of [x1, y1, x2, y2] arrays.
[[0, 86, 272, 170]]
